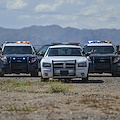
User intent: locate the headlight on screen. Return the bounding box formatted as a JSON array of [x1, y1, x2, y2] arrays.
[[31, 57, 37, 63], [113, 57, 120, 63], [87, 56, 92, 63], [43, 62, 51, 67], [78, 62, 87, 67], [1, 56, 7, 62]]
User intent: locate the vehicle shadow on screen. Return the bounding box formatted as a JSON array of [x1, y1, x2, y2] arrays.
[[2, 75, 40, 78], [88, 73, 112, 77], [1, 73, 41, 77], [70, 79, 104, 84]]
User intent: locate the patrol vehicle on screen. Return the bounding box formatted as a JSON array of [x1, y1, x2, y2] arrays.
[[0, 41, 39, 76], [40, 43, 89, 82], [83, 40, 120, 76]]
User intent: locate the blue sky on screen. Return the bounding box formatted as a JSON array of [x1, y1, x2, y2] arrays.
[[0, 0, 120, 29]]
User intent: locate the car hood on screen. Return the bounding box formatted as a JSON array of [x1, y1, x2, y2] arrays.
[[90, 54, 118, 57], [2, 54, 36, 58], [42, 56, 88, 63]]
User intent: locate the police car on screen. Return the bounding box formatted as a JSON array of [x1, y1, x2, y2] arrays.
[[0, 41, 39, 76], [83, 40, 120, 76], [40, 43, 89, 82]]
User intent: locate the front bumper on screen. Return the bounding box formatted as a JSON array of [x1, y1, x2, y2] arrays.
[[41, 67, 88, 79], [89, 62, 120, 73], [1, 61, 38, 74]]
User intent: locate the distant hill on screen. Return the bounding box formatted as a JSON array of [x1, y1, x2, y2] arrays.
[[0, 25, 120, 49]]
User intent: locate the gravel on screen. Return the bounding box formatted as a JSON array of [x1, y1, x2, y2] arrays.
[[0, 73, 120, 120]]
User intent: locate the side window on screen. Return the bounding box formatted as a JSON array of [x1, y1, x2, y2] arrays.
[[38, 45, 50, 54]]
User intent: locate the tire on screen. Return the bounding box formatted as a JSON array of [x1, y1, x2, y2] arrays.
[[41, 78, 49, 82], [64, 79, 70, 83], [112, 73, 117, 77], [30, 71, 38, 77], [82, 75, 89, 83], [0, 69, 4, 77], [0, 73, 4, 77], [112, 73, 120, 77]]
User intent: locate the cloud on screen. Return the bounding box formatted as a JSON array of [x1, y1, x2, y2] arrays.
[[18, 15, 30, 19], [66, 0, 84, 5], [6, 0, 27, 9], [35, 1, 63, 12], [66, 0, 74, 4], [36, 15, 48, 19], [1, 0, 120, 29]]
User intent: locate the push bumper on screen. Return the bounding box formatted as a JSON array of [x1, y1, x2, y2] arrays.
[[1, 61, 38, 74], [89, 62, 120, 74], [41, 67, 88, 79]]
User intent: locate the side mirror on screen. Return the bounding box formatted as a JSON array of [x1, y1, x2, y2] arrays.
[[0, 47, 2, 55], [36, 52, 44, 56]]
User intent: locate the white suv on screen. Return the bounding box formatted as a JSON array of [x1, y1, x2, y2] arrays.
[[41, 44, 89, 82]]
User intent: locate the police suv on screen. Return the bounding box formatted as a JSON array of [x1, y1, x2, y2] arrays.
[[0, 41, 39, 76], [41, 43, 89, 82], [83, 40, 120, 76]]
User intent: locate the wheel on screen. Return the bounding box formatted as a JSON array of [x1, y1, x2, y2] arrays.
[[64, 79, 70, 83], [0, 69, 4, 77], [112, 73, 117, 77], [112, 73, 120, 77], [0, 73, 4, 77], [41, 78, 49, 82], [82, 75, 89, 83], [30, 71, 38, 77]]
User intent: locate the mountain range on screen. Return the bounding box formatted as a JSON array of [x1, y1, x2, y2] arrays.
[[0, 25, 120, 49]]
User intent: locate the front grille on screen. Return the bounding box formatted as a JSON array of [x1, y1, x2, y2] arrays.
[[94, 57, 111, 64], [11, 64, 28, 72], [66, 63, 75, 68], [91, 56, 112, 71], [53, 63, 63, 68], [96, 64, 110, 70], [53, 60, 76, 77], [10, 57, 28, 73], [11, 57, 27, 63]]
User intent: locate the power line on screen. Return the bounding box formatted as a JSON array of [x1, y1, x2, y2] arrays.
[[0, 7, 120, 20]]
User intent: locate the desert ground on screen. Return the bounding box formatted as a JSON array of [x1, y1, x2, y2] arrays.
[[0, 73, 120, 120]]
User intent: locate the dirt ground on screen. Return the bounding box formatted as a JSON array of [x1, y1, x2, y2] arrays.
[[0, 73, 120, 120]]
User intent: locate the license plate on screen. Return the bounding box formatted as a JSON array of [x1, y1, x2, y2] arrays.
[[17, 60, 22, 62], [60, 70, 68, 76]]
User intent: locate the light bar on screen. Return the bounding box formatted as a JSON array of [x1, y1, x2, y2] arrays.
[[16, 41, 30, 44], [88, 41, 94, 44], [69, 42, 80, 45], [23, 41, 30, 44], [5, 41, 30, 44], [16, 41, 21, 43], [51, 42, 79, 45], [88, 40, 111, 44]]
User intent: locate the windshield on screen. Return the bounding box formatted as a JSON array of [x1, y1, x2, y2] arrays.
[[84, 46, 115, 54], [2, 46, 33, 55], [47, 47, 82, 56]]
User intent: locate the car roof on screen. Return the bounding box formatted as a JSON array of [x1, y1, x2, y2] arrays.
[[48, 45, 82, 48]]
